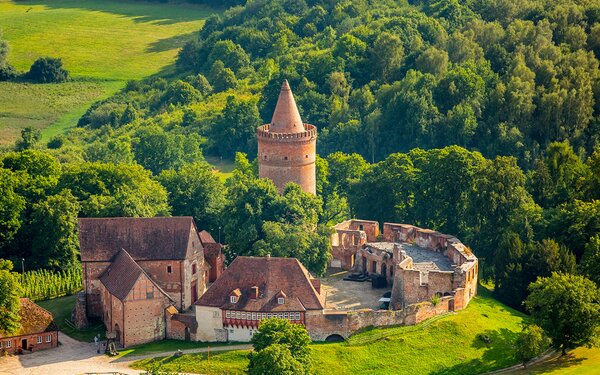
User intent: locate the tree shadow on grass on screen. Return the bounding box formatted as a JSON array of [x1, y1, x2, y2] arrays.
[[429, 328, 520, 375], [517, 352, 585, 374], [145, 31, 198, 53], [15, 0, 220, 25]]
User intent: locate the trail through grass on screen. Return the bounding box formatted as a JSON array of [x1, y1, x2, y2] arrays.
[[131, 288, 528, 374], [0, 0, 215, 145]]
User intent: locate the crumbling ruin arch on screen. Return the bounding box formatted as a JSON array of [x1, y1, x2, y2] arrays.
[[325, 334, 345, 342]]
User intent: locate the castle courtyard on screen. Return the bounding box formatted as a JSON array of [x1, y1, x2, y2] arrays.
[[321, 270, 391, 311]]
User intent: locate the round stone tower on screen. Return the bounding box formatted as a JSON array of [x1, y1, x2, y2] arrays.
[[257, 80, 317, 194]]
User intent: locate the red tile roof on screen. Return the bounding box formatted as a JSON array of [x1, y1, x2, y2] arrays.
[[196, 256, 324, 311], [79, 217, 202, 262], [99, 249, 173, 302], [199, 230, 216, 244], [0, 298, 57, 339]]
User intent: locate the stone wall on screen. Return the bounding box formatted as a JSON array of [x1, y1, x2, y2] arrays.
[[257, 123, 317, 194], [305, 298, 452, 341], [194, 305, 225, 342], [330, 220, 379, 270]]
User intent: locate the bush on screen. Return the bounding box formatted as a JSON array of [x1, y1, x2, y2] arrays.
[[26, 57, 69, 83], [0, 63, 18, 81], [515, 324, 548, 365]]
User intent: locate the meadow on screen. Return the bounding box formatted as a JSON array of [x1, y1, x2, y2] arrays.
[[0, 0, 216, 145], [132, 288, 529, 375]]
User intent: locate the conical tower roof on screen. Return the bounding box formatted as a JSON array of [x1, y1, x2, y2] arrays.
[[270, 80, 305, 133]]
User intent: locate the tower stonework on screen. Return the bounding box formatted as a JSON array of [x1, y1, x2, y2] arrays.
[[257, 80, 317, 194]]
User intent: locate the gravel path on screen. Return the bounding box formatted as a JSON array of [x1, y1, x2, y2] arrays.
[[0, 332, 251, 375]]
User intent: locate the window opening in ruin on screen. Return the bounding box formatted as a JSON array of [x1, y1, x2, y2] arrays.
[[372, 261, 377, 273], [278, 297, 285, 304], [359, 224, 364, 231], [192, 264, 197, 274], [230, 296, 238, 303], [167, 265, 172, 274]]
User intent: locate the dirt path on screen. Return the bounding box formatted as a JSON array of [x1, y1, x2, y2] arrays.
[[0, 332, 251, 375]]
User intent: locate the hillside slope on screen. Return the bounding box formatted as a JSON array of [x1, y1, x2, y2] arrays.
[[132, 288, 527, 374]]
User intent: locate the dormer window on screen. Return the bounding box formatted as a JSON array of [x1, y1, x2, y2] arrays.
[[230, 296, 238, 303], [278, 297, 285, 305], [230, 288, 241, 304]]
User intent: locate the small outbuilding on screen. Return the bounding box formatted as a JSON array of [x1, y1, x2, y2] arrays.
[[0, 298, 59, 354]]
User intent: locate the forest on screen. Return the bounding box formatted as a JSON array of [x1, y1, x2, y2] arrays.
[[2, 0, 600, 317]]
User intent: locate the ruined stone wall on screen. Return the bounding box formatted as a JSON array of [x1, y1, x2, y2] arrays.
[[305, 299, 453, 341], [257, 124, 317, 194], [122, 297, 168, 347]]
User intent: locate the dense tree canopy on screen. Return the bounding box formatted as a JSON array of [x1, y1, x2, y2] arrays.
[[525, 273, 600, 355], [0, 259, 22, 335]]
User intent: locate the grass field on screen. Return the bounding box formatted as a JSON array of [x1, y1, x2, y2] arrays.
[[0, 0, 215, 145], [508, 347, 600, 374], [37, 294, 105, 342], [131, 288, 529, 375]]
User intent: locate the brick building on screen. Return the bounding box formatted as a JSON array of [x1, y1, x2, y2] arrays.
[[0, 298, 58, 354], [194, 256, 325, 342], [199, 230, 225, 282], [257, 80, 317, 194], [78, 217, 222, 347], [331, 220, 478, 311]]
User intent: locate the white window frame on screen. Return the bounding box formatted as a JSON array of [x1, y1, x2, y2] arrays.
[[284, 312, 289, 319], [6, 340, 11, 348], [230, 296, 238, 304], [295, 312, 301, 320], [0, 341, 2, 348], [226, 310, 231, 318], [46, 335, 51, 343], [262, 313, 266, 320], [236, 311, 241, 319], [37, 336, 42, 344], [278, 297, 285, 304], [278, 313, 283, 319], [241, 312, 246, 320], [252, 312, 256, 320], [267, 313, 272, 318]]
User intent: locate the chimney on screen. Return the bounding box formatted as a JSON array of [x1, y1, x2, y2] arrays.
[[250, 286, 259, 299], [310, 279, 321, 294]]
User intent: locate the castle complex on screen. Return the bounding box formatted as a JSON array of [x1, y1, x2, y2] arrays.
[[74, 83, 478, 347], [257, 80, 317, 194]]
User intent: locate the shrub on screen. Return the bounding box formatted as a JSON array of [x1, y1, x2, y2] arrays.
[[0, 63, 17, 81], [26, 57, 69, 83]]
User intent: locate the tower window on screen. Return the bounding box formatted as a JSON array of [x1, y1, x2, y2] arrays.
[[167, 265, 172, 274], [305, 155, 308, 158], [283, 156, 288, 160], [263, 155, 267, 160]]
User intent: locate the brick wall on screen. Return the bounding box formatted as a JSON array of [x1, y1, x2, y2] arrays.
[[257, 124, 317, 194], [0, 331, 58, 354]]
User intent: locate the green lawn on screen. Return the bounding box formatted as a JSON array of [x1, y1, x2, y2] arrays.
[[0, 0, 216, 145], [117, 339, 237, 359], [132, 288, 528, 374], [37, 294, 105, 343], [205, 155, 236, 182], [508, 347, 600, 374]]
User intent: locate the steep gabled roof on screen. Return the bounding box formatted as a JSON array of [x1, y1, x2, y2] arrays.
[[99, 249, 173, 302], [199, 230, 216, 244], [0, 298, 57, 339], [196, 256, 324, 311], [269, 80, 305, 133], [79, 217, 202, 262]]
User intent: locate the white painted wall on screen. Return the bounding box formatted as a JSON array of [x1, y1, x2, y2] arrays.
[[225, 325, 256, 342], [195, 305, 223, 341]]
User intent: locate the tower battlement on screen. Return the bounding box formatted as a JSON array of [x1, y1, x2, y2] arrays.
[[257, 80, 317, 194]]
